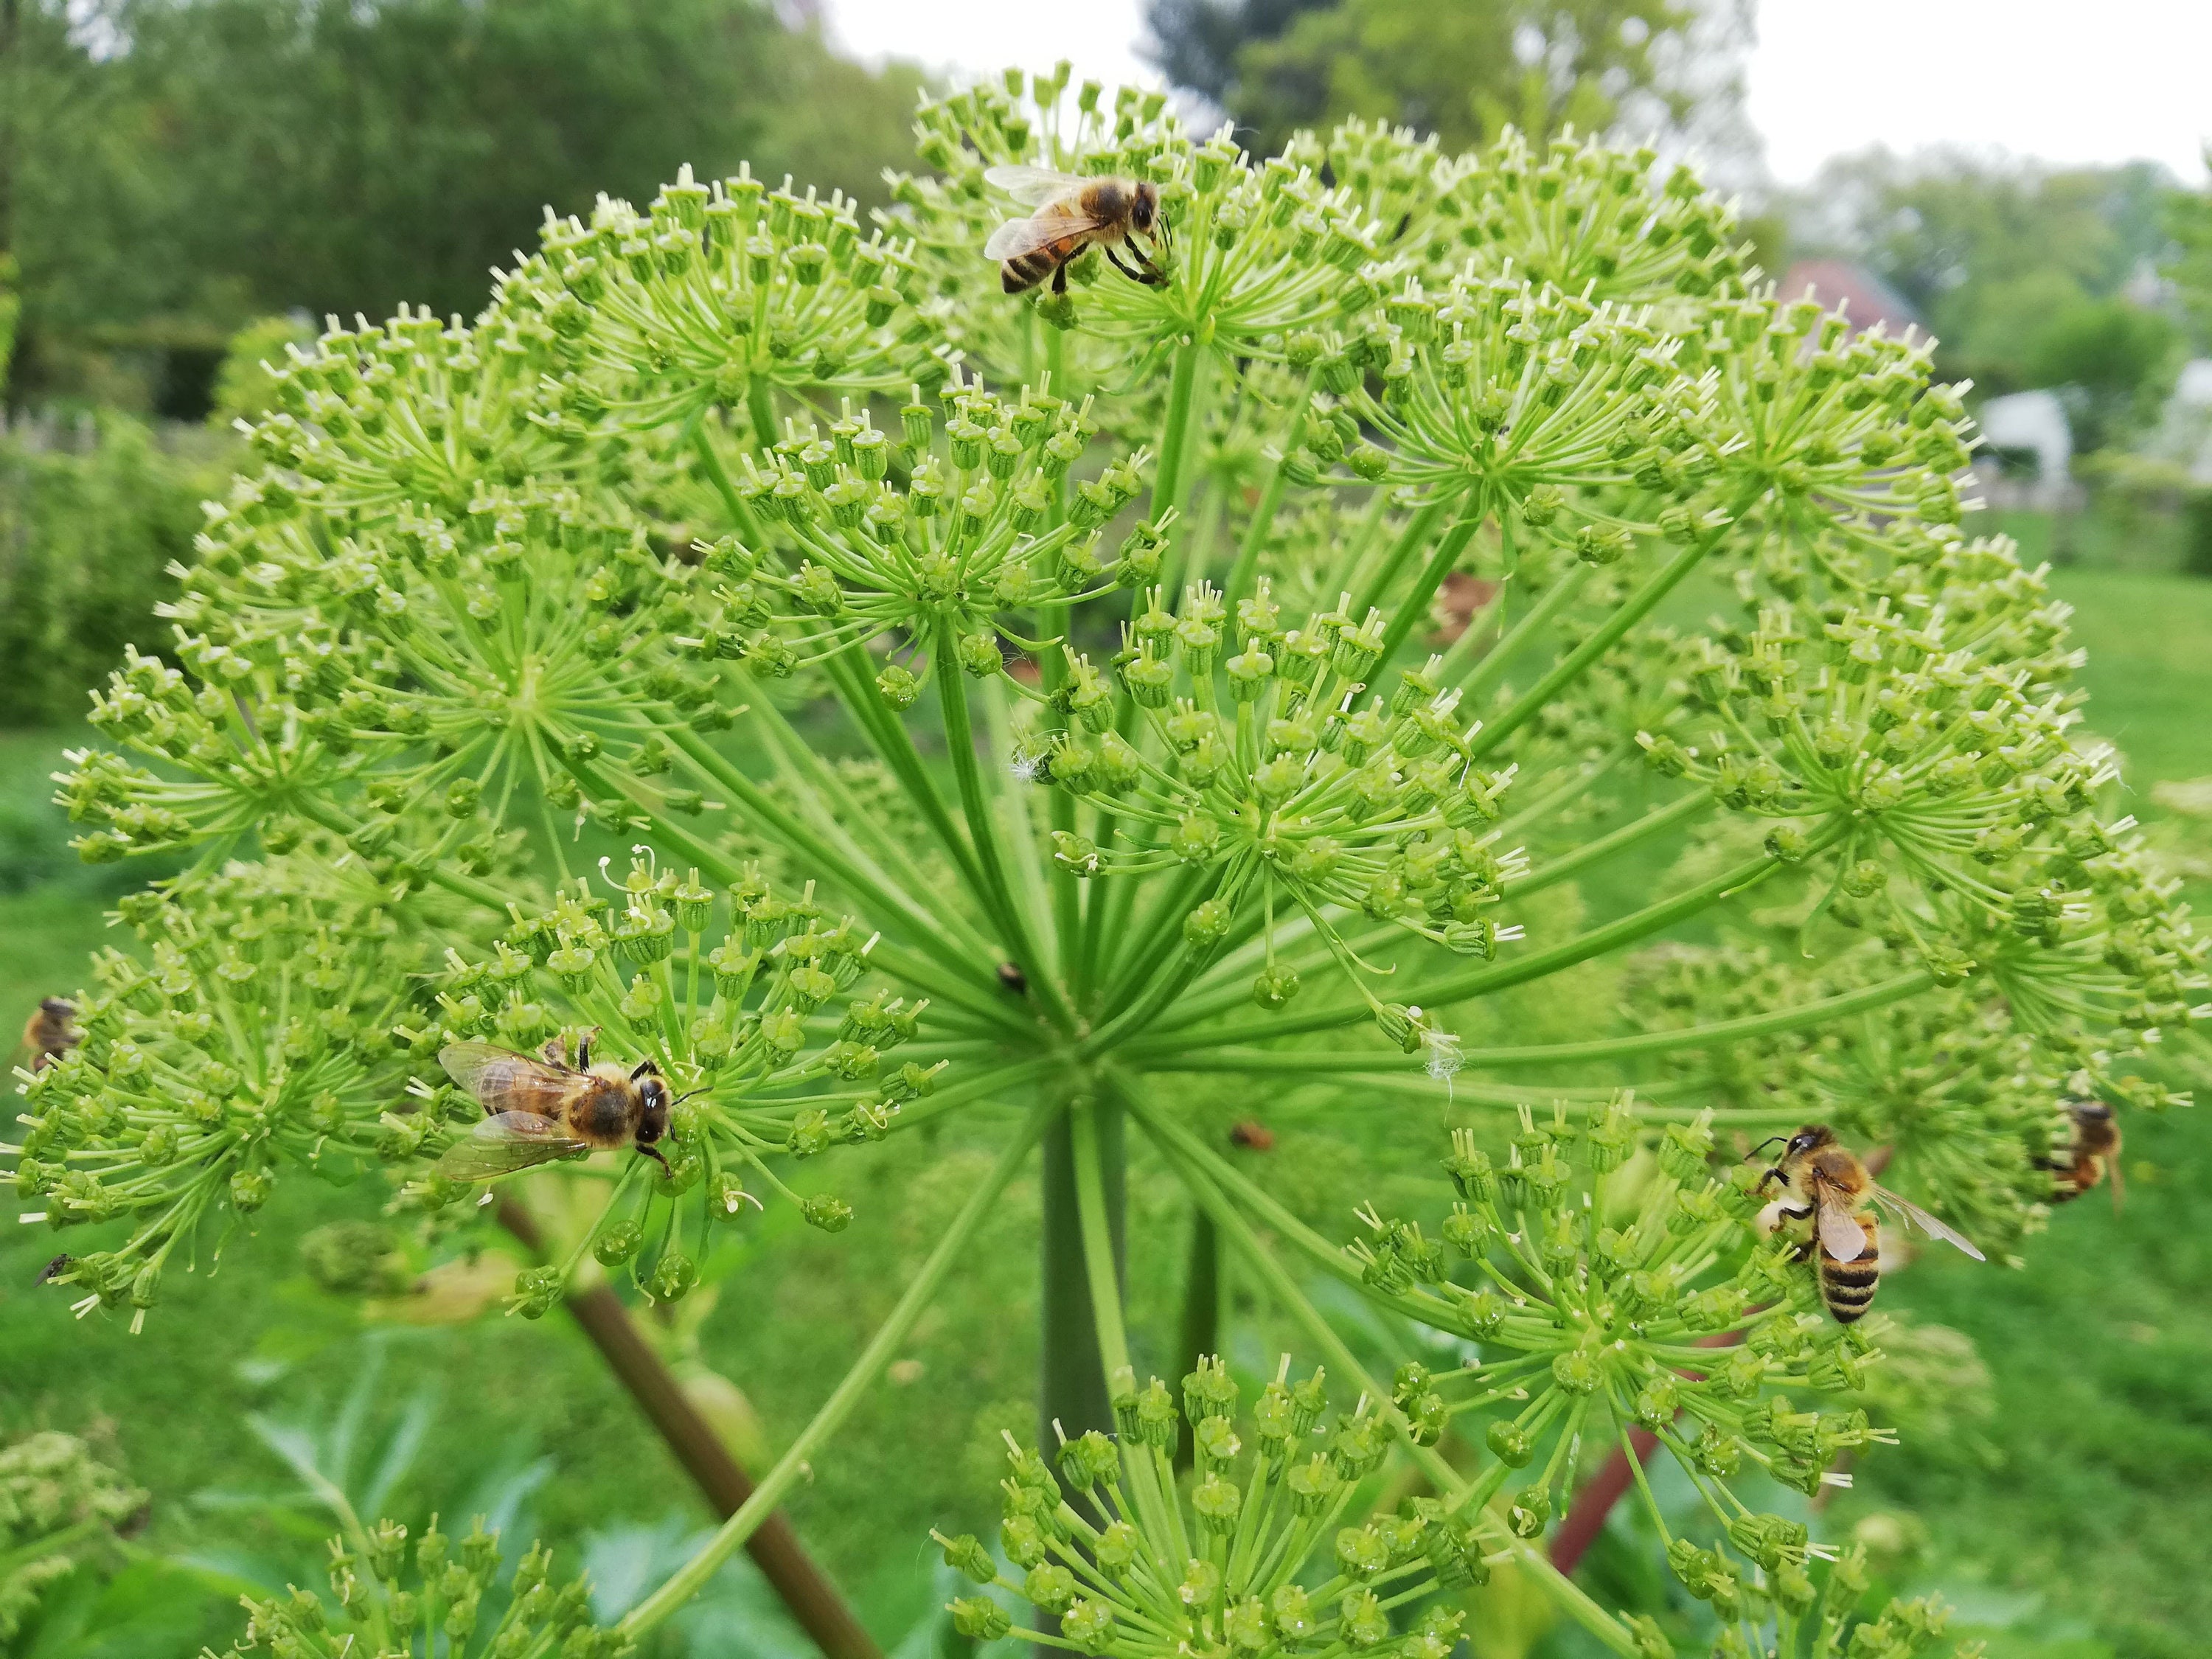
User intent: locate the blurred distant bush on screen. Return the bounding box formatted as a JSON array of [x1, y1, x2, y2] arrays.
[[0, 416, 220, 727], [8, 0, 929, 413]]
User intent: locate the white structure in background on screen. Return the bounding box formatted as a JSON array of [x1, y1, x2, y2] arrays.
[[2154, 358, 2212, 482], [1974, 389, 2078, 509]]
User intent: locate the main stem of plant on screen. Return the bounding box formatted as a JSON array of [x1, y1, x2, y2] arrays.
[[1040, 1094, 1126, 1474]]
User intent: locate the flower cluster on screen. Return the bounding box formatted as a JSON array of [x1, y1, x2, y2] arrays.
[[14, 56, 2205, 1659], [893, 69, 1406, 376], [1347, 1108, 1902, 1612], [0, 1432, 145, 1641], [1641, 533, 2209, 1041], [1041, 586, 1528, 1020], [1422, 127, 1756, 307], [528, 163, 949, 433], [8, 866, 425, 1324], [394, 854, 935, 1307], [933, 1360, 1478, 1659], [706, 371, 1151, 688], [223, 1514, 628, 1659]]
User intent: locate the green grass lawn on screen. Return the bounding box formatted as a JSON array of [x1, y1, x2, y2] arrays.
[[3, 566, 2210, 1658]]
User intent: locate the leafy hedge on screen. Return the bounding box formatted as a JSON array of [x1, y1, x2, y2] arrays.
[[0, 418, 219, 727]]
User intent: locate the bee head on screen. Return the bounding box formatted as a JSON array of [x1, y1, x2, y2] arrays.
[[636, 1074, 671, 1146], [2067, 1097, 2113, 1126], [1787, 1124, 1834, 1157], [1131, 181, 1160, 236]]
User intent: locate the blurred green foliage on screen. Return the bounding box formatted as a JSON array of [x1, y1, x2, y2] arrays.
[[5, 0, 926, 414], [1781, 154, 2190, 453], [0, 417, 222, 728], [1146, 0, 1747, 159]]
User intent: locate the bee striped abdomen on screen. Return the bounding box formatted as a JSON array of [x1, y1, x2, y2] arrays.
[[1818, 1215, 1882, 1323], [1001, 247, 1064, 293]]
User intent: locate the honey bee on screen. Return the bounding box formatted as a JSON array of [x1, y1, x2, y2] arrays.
[[436, 1032, 675, 1182], [1228, 1121, 1276, 1151], [1751, 1124, 1985, 1324], [21, 997, 78, 1071], [2048, 1097, 2123, 1211], [984, 166, 1169, 296]]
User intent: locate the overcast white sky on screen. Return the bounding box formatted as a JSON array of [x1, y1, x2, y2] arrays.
[[821, 0, 2212, 186]]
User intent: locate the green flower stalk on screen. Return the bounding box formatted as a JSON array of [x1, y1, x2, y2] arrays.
[[218, 1514, 629, 1659], [11, 58, 2204, 1658]]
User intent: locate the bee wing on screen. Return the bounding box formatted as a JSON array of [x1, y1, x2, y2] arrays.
[[984, 164, 1085, 206], [1871, 1186, 1986, 1261], [1815, 1193, 1873, 1262], [436, 1112, 589, 1182], [438, 1042, 574, 1116], [984, 212, 1110, 260]]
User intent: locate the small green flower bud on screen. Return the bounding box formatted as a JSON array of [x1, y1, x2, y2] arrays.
[[801, 1194, 852, 1232], [1253, 964, 1300, 1009], [936, 1531, 996, 1585], [1486, 1421, 1533, 1467], [947, 1598, 1010, 1642]]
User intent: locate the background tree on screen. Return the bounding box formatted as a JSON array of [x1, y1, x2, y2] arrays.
[[1146, 0, 1750, 164], [2166, 156, 2212, 347], [7, 0, 925, 414], [1779, 151, 2185, 444]]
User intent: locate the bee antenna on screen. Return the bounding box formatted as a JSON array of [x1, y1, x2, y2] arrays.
[[670, 1087, 710, 1106], [1745, 1134, 1786, 1161]]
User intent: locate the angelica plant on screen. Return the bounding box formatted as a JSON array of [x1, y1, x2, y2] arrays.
[[220, 1513, 629, 1659], [8, 56, 2204, 1659]]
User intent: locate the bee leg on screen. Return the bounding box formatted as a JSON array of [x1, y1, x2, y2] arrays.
[[629, 1057, 660, 1081], [1102, 243, 1143, 284], [576, 1027, 598, 1069], [1124, 235, 1168, 285], [638, 1141, 672, 1173], [1051, 258, 1068, 296]]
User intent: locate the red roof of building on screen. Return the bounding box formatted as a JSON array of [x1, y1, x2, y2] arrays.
[[1780, 260, 1924, 338]]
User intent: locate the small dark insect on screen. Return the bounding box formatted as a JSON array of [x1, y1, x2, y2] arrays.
[[35, 1253, 72, 1285], [21, 997, 78, 1071], [997, 961, 1029, 995], [1229, 1121, 1276, 1151]]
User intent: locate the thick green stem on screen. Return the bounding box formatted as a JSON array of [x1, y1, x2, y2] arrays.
[[935, 633, 1076, 1030], [748, 374, 779, 451], [1222, 367, 1322, 611], [619, 1105, 1047, 1638], [1170, 1208, 1220, 1470], [1041, 1096, 1126, 1469], [1374, 512, 1483, 672], [1150, 338, 1212, 523], [1350, 498, 1452, 619]]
